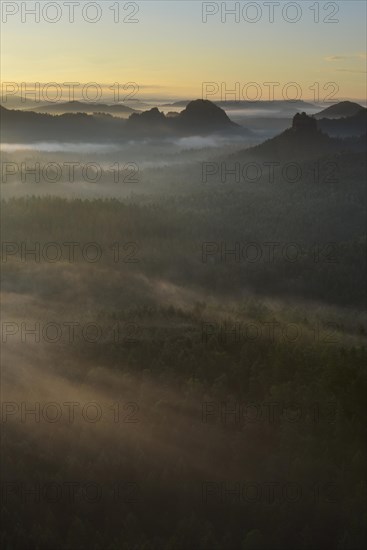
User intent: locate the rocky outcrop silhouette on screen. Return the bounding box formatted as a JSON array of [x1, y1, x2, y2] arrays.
[[292, 112, 318, 134], [128, 107, 166, 124], [1, 100, 250, 142], [229, 112, 363, 163], [126, 99, 240, 135], [178, 99, 236, 131]]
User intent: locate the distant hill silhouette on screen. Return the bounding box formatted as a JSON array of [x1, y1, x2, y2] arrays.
[[314, 101, 364, 119], [0, 106, 123, 142], [0, 95, 149, 111], [1, 100, 250, 142], [317, 108, 366, 137], [0, 95, 51, 110], [31, 100, 138, 116], [164, 99, 317, 112]]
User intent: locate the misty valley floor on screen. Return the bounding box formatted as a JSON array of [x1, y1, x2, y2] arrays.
[[1, 147, 366, 549], [2, 0, 367, 544]]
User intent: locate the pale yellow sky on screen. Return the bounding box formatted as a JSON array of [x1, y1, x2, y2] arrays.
[[1, 1, 366, 101]]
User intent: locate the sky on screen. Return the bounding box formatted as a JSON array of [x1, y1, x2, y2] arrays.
[[1, 0, 366, 102]]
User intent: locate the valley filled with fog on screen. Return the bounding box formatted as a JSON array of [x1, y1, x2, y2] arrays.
[[1, 97, 366, 550]]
